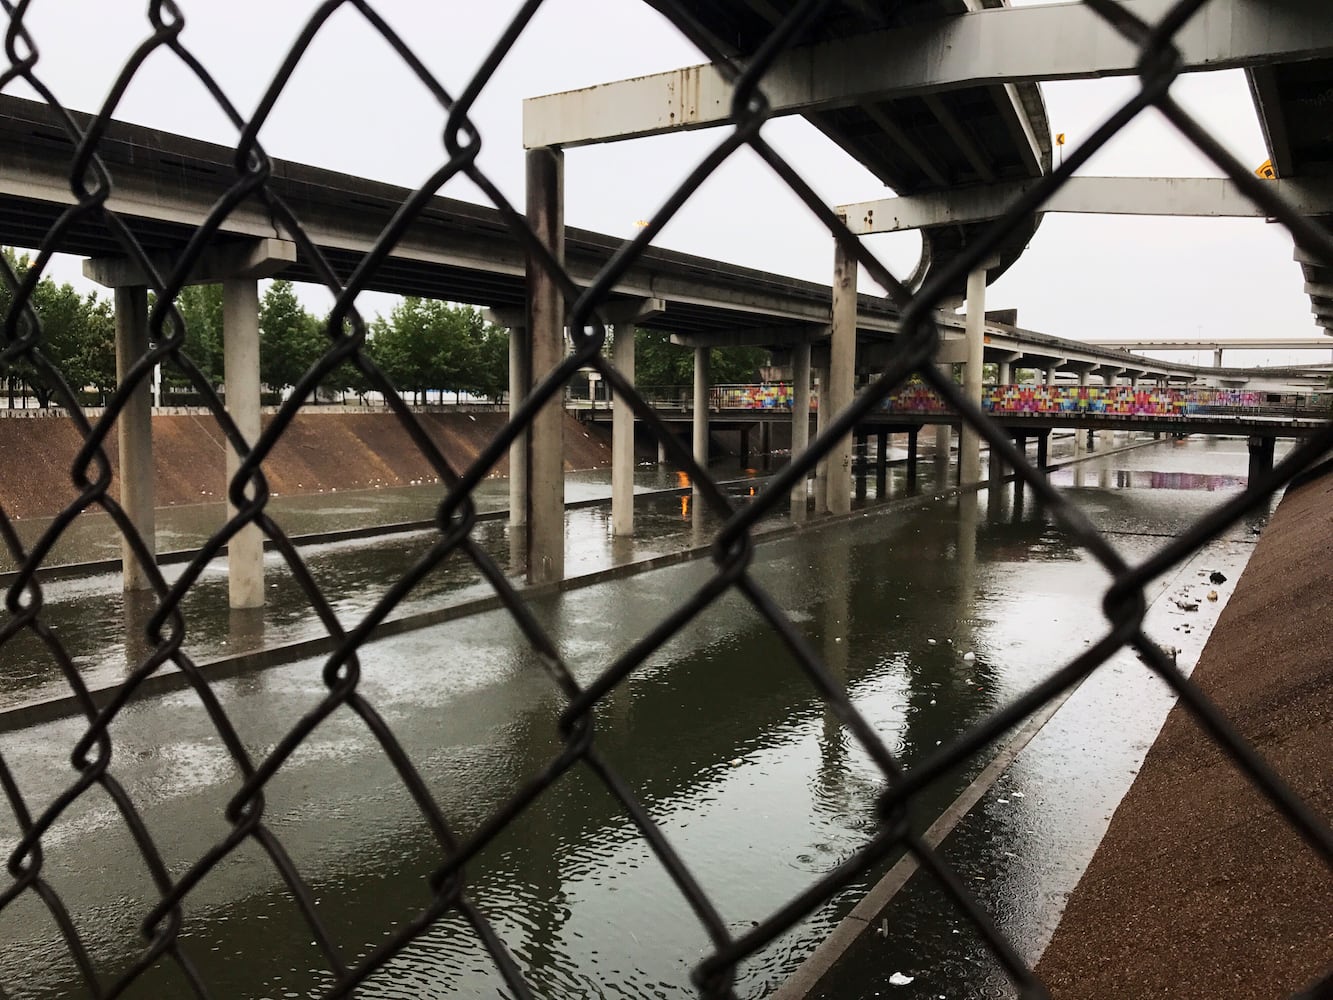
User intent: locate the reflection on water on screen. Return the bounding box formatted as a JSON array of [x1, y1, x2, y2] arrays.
[[0, 435, 1277, 999]]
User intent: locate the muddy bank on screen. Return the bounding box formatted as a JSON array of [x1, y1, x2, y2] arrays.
[[1035, 474, 1333, 998], [0, 410, 611, 519]]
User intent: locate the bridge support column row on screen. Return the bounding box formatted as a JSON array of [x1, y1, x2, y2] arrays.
[[89, 237, 295, 607]]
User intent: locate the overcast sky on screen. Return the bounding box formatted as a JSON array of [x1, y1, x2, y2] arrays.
[[6, 0, 1324, 368]]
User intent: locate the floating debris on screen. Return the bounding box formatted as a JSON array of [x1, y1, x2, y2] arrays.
[[888, 972, 915, 986], [962, 651, 976, 662], [1207, 590, 1219, 602], [1209, 570, 1227, 584], [1174, 598, 1199, 612]]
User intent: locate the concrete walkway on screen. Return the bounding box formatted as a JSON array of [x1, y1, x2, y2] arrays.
[[1035, 472, 1333, 998]]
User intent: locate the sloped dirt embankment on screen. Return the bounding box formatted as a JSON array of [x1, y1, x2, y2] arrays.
[[0, 411, 611, 519]]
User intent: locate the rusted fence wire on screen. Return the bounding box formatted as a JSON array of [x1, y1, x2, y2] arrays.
[[1, 1, 1331, 998]]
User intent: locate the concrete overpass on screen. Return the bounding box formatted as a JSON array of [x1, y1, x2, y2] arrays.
[[0, 91, 1324, 602]]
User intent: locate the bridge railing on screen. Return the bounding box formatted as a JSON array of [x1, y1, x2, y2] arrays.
[[707, 382, 1333, 421], [2, 4, 1331, 1000]]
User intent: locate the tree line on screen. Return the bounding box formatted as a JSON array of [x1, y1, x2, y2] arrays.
[[1, 248, 768, 407]]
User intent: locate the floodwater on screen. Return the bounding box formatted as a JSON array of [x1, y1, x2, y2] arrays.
[[0, 434, 1281, 999]]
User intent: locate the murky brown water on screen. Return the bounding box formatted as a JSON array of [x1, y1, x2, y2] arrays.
[[0, 434, 1276, 998]]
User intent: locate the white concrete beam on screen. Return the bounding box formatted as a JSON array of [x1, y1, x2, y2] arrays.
[[840, 176, 1333, 235], [670, 323, 827, 349], [523, 0, 1332, 149], [85, 238, 297, 288]]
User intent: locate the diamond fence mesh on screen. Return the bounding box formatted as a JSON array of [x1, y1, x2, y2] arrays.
[[0, 0, 1331, 998]]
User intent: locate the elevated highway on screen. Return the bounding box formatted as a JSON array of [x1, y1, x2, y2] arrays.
[[2, 92, 1312, 389]]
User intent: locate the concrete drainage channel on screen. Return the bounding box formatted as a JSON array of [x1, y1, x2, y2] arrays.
[[0, 435, 1169, 736]]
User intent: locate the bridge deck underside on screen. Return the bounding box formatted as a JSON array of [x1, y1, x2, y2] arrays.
[[641, 0, 1050, 295]]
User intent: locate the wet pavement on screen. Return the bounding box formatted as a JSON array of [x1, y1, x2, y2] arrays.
[[0, 434, 1280, 999]]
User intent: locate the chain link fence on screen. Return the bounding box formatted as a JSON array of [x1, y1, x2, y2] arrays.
[[1, 0, 1331, 997]]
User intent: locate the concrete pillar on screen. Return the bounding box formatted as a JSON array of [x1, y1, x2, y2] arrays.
[[760, 420, 772, 471], [1075, 368, 1089, 457], [1214, 347, 1224, 368], [223, 277, 264, 609], [998, 360, 1012, 386], [815, 371, 830, 511], [508, 324, 529, 529], [1047, 366, 1058, 387], [959, 266, 986, 485], [827, 235, 857, 515], [692, 346, 710, 487], [1036, 430, 1049, 471], [906, 427, 919, 492], [525, 146, 565, 584], [657, 438, 668, 466], [611, 324, 634, 537], [1247, 435, 1276, 484], [114, 286, 155, 592], [935, 363, 952, 477], [790, 342, 811, 518]]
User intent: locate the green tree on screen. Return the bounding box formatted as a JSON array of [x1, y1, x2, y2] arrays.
[[81, 293, 117, 400], [164, 283, 224, 390], [632, 327, 768, 390], [259, 279, 323, 394], [0, 248, 106, 408], [369, 297, 484, 405]]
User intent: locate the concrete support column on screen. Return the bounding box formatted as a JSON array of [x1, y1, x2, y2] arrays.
[[760, 421, 772, 471], [959, 266, 986, 486], [1047, 366, 1058, 387], [827, 235, 857, 515], [114, 286, 155, 592], [1214, 347, 1224, 368], [611, 323, 634, 537], [997, 360, 1012, 386], [508, 324, 529, 529], [815, 371, 830, 511], [1247, 435, 1276, 484], [223, 277, 264, 609], [906, 427, 919, 492], [1076, 369, 1089, 457], [692, 346, 710, 487], [790, 342, 811, 518], [525, 146, 565, 584], [935, 363, 952, 476], [1036, 430, 1049, 471]]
